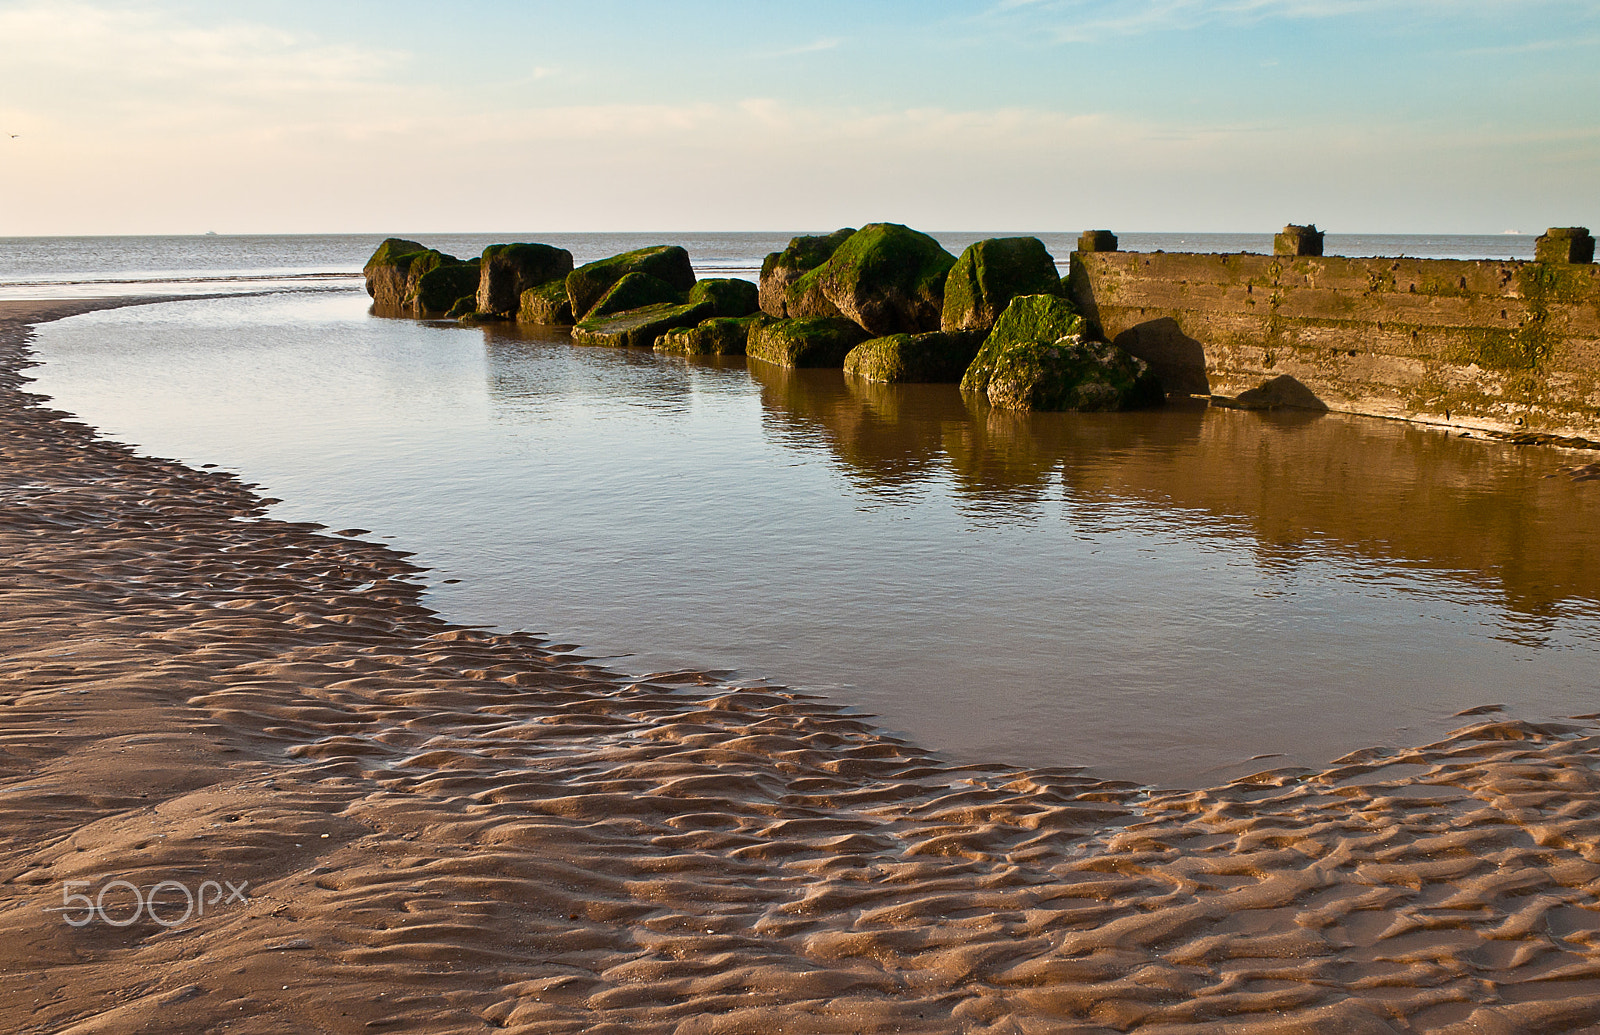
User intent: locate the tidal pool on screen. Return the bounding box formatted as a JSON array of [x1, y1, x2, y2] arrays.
[[28, 290, 1600, 785]]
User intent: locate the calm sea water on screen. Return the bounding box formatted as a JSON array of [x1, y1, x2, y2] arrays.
[[22, 235, 1600, 784]]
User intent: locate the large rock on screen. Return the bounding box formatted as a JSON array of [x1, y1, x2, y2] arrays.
[[518, 280, 575, 325], [416, 261, 481, 316], [688, 278, 760, 317], [363, 238, 427, 307], [843, 331, 984, 384], [362, 239, 480, 316], [476, 243, 573, 317], [960, 294, 1086, 395], [746, 317, 869, 369], [758, 229, 856, 317], [587, 272, 684, 319], [784, 223, 956, 335], [571, 300, 714, 349], [566, 246, 696, 321], [655, 315, 763, 356], [941, 237, 1063, 333], [982, 334, 1164, 412]]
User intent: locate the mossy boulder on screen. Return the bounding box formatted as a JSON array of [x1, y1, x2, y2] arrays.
[[571, 300, 714, 349], [476, 243, 574, 317], [363, 238, 427, 306], [982, 334, 1164, 412], [843, 331, 985, 384], [655, 315, 764, 356], [759, 228, 856, 317], [444, 295, 478, 319], [588, 272, 685, 319], [417, 261, 483, 316], [518, 280, 575, 325], [941, 237, 1063, 333], [785, 223, 956, 335], [960, 294, 1086, 395], [567, 246, 696, 321], [362, 239, 481, 316], [746, 316, 869, 369], [688, 278, 760, 317]]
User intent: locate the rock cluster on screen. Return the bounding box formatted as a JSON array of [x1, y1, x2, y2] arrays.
[[362, 227, 1168, 412]]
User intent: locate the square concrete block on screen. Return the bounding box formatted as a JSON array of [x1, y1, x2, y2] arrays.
[[1077, 230, 1119, 253], [1536, 227, 1595, 264], [1274, 224, 1324, 257]]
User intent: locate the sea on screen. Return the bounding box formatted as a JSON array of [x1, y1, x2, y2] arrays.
[[13, 230, 1598, 787]]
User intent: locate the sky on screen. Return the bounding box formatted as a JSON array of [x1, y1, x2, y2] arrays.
[[0, 0, 1595, 235]]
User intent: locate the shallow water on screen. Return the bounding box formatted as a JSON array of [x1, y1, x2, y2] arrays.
[[27, 290, 1600, 786]]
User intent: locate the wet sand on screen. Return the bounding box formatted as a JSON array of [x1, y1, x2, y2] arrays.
[[4, 298, 1600, 1034]]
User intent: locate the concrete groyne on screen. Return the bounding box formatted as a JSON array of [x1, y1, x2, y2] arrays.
[[1066, 227, 1600, 440]]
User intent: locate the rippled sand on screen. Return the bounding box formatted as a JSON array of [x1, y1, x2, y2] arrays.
[[4, 298, 1600, 1034]]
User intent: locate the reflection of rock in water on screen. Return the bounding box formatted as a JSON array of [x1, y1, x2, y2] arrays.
[[1058, 407, 1600, 615], [746, 361, 954, 490], [477, 321, 722, 417], [754, 364, 1600, 615]]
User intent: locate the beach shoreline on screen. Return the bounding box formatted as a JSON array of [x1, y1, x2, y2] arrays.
[[5, 297, 1600, 1033]]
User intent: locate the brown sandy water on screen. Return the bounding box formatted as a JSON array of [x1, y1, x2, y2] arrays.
[[6, 299, 1600, 1032]]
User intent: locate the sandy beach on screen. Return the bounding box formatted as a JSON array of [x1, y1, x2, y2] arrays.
[[5, 298, 1600, 1034]]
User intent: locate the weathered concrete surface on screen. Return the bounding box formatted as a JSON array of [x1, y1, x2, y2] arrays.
[[1067, 250, 1600, 439]]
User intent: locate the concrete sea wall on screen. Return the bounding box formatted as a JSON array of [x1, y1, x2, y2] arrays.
[[1066, 235, 1600, 439]]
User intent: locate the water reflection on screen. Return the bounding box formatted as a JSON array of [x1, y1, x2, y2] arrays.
[[738, 355, 1600, 618]]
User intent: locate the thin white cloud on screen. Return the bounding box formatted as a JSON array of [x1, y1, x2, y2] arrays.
[[761, 37, 845, 58], [983, 0, 1592, 42]]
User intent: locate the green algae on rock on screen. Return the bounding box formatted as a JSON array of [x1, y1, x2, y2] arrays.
[[444, 295, 479, 319], [746, 316, 869, 368], [571, 300, 714, 349], [942, 237, 1063, 333], [843, 331, 985, 384], [362, 240, 481, 317], [759, 229, 857, 318], [984, 334, 1164, 412], [960, 294, 1087, 395], [588, 272, 685, 320], [476, 243, 574, 318], [567, 246, 696, 322], [417, 261, 483, 317], [518, 279, 575, 326], [688, 278, 760, 318], [784, 223, 955, 335], [655, 315, 763, 356]]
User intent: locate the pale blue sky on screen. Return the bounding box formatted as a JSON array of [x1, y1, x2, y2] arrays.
[[0, 0, 1595, 234]]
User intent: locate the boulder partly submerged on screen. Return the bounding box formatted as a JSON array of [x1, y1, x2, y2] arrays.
[[785, 223, 956, 335], [571, 300, 714, 349], [688, 278, 760, 318], [567, 246, 696, 322], [655, 315, 763, 356], [477, 243, 573, 318], [518, 279, 575, 325], [843, 331, 985, 384], [942, 237, 1063, 333], [759, 229, 856, 318], [960, 294, 1086, 396], [983, 334, 1164, 412], [363, 238, 427, 308], [364, 239, 480, 316], [746, 316, 869, 369]]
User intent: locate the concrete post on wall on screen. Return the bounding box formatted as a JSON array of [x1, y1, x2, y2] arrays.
[[1077, 230, 1119, 253], [1274, 224, 1324, 256], [1536, 227, 1595, 264]]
